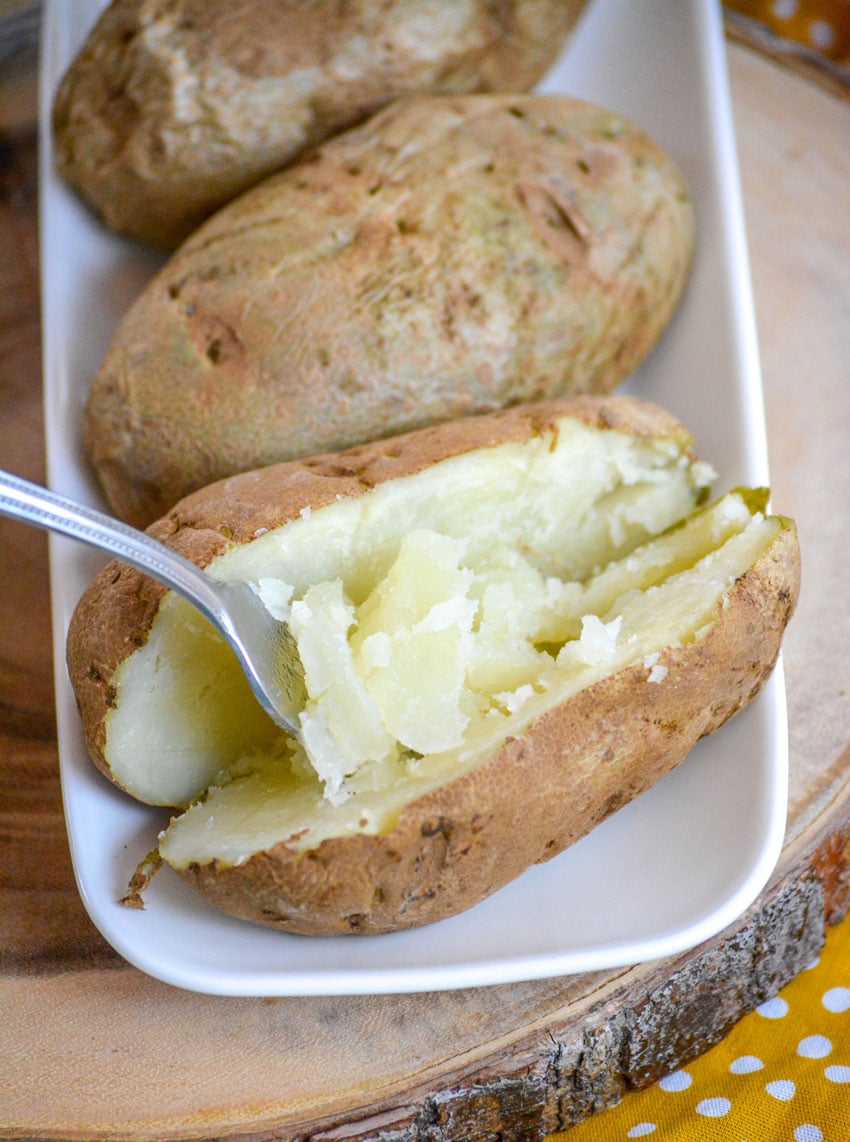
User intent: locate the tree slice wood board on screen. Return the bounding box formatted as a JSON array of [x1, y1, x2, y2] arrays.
[[1, 38, 849, 1142]]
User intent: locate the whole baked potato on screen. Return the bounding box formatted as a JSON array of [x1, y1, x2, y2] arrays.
[[66, 396, 800, 936], [52, 0, 590, 249], [84, 93, 695, 527]]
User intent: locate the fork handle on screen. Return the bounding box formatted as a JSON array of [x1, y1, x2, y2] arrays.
[[0, 469, 223, 617]]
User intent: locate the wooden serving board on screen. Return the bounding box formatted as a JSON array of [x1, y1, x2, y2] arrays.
[[1, 35, 849, 1142]]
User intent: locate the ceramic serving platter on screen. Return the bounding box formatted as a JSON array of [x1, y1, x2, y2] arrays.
[[39, 0, 788, 996]]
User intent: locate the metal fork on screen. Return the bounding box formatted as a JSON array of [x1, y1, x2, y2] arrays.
[[0, 469, 306, 736]]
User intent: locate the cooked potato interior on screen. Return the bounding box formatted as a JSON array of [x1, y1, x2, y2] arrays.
[[103, 418, 766, 859]]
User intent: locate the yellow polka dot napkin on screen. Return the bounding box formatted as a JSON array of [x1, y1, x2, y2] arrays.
[[547, 909, 850, 1140], [725, 0, 850, 63]]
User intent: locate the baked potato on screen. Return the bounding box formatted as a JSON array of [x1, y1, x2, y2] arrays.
[[84, 93, 695, 527], [52, 0, 590, 249], [66, 396, 800, 936]]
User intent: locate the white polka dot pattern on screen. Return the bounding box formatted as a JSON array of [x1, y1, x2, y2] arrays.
[[657, 1071, 692, 1092], [824, 1065, 850, 1083], [766, 1078, 796, 1100], [797, 1035, 832, 1058], [729, 1054, 765, 1073], [756, 996, 789, 1018], [695, 1096, 731, 1117], [794, 1127, 824, 1142], [822, 986, 850, 1013], [549, 909, 850, 1141]]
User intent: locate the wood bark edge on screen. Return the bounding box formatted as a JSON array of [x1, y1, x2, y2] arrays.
[[213, 750, 850, 1142]]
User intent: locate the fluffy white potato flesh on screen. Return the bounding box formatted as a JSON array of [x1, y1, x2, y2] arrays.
[[103, 416, 728, 820], [158, 492, 781, 868]]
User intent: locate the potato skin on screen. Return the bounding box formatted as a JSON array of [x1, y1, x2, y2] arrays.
[[52, 0, 590, 249], [182, 519, 799, 936], [66, 395, 800, 934], [84, 93, 695, 526], [68, 395, 694, 796]]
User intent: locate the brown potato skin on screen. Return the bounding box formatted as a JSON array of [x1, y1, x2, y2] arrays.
[[66, 395, 800, 935], [68, 395, 693, 795], [182, 519, 799, 936], [52, 0, 590, 249], [82, 94, 695, 526]]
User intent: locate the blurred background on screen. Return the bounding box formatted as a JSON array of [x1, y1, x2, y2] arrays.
[[0, 1, 848, 82]]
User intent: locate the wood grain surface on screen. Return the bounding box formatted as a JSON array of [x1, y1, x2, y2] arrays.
[[1, 33, 849, 1142]]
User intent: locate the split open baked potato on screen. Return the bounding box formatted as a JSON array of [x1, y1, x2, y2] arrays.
[[66, 396, 800, 935]]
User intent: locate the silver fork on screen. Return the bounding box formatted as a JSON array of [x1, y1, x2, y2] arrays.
[[0, 469, 306, 736]]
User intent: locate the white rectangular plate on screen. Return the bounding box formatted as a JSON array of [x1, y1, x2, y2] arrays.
[[39, 0, 788, 996]]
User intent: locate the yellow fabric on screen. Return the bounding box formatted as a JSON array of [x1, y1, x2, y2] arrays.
[[547, 910, 850, 1140], [725, 0, 850, 62]]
